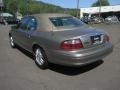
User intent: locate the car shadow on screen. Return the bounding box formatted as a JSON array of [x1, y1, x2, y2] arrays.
[[49, 60, 104, 76], [15, 45, 104, 76], [15, 45, 34, 60]]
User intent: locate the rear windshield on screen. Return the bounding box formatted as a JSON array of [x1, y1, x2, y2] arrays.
[[49, 17, 84, 28]]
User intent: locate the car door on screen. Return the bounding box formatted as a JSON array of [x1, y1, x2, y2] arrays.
[[13, 17, 29, 48], [18, 16, 37, 52], [11, 17, 29, 46]]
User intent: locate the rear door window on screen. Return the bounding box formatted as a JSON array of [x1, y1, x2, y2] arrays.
[[27, 17, 37, 31], [19, 17, 29, 30], [19, 16, 37, 31]]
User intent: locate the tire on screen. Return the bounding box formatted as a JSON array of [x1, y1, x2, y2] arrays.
[[34, 47, 48, 69], [9, 36, 16, 48]]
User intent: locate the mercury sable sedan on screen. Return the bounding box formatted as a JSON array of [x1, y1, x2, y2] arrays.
[[9, 14, 113, 69]]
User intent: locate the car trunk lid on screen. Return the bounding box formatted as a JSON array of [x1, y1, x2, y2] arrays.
[[53, 26, 106, 49]]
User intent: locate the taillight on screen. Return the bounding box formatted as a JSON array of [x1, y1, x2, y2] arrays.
[[60, 39, 83, 50]]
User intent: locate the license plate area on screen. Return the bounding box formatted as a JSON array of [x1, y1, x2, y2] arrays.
[[91, 35, 102, 45]]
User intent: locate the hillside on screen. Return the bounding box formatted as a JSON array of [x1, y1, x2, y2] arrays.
[[4, 0, 78, 17]]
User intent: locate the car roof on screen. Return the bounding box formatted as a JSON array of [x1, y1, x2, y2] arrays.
[[32, 13, 72, 32], [0, 13, 13, 17], [33, 13, 71, 18]]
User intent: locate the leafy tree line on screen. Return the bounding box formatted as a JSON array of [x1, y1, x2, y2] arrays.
[[92, 0, 110, 7], [3, 0, 110, 17], [4, 0, 78, 17]]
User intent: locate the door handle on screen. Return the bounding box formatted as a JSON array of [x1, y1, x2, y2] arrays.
[[27, 34, 31, 38], [27, 31, 33, 38], [27, 32, 32, 38]]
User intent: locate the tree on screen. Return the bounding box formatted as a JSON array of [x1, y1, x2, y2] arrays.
[[3, 0, 78, 17], [4, 0, 16, 13], [92, 0, 110, 7]]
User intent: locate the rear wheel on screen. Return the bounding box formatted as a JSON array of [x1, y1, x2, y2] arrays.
[[34, 47, 48, 69], [9, 36, 16, 48]]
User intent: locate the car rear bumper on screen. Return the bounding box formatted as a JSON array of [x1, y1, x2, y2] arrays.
[[47, 42, 113, 66]]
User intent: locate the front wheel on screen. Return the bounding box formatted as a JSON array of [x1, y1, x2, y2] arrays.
[[34, 47, 48, 69], [9, 36, 16, 48]]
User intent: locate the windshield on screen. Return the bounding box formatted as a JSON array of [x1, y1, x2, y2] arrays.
[[50, 17, 84, 28]]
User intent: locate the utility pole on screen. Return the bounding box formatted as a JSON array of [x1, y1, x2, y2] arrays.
[[0, 0, 4, 23], [98, 0, 101, 18], [0, 0, 4, 12], [26, 0, 30, 15], [15, 0, 19, 19], [77, 0, 79, 18], [16, 0, 19, 13]]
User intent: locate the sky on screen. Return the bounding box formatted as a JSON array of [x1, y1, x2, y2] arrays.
[[38, 0, 120, 8]]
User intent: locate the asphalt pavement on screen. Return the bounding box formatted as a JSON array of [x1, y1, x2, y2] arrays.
[[0, 24, 120, 90]]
